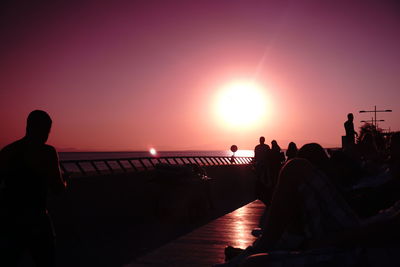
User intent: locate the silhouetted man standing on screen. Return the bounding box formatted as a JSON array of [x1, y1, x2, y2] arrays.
[[0, 110, 66, 267], [254, 136, 270, 204], [344, 113, 358, 146], [254, 137, 270, 173]]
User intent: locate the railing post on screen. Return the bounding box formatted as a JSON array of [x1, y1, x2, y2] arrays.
[[90, 161, 101, 175], [128, 160, 138, 172], [116, 160, 127, 172], [138, 159, 148, 170], [76, 162, 87, 176], [104, 161, 114, 173]]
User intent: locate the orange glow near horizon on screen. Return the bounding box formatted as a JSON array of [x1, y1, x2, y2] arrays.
[[215, 81, 270, 130]]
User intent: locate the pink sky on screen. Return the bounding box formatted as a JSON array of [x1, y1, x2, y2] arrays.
[[1, 0, 399, 151]]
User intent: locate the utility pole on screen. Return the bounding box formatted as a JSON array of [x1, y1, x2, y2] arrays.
[[359, 105, 392, 128]]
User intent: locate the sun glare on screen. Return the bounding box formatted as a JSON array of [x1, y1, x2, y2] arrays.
[[149, 148, 157, 156], [215, 81, 268, 128]]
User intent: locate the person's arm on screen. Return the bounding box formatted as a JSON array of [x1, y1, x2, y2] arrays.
[[46, 146, 66, 194]]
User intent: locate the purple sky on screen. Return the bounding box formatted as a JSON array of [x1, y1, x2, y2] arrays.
[[1, 0, 399, 151]]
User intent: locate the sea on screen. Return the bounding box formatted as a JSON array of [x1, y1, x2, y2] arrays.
[[58, 150, 255, 161]]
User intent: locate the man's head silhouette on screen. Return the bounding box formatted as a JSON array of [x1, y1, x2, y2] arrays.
[[26, 110, 52, 144], [347, 113, 354, 121], [259, 136, 265, 144]]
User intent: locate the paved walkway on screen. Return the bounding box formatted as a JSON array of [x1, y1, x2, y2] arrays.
[[126, 200, 265, 267]]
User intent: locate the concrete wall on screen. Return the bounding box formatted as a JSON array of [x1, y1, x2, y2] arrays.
[[49, 165, 256, 221]]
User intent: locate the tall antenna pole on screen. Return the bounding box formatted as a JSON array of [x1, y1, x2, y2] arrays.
[[359, 106, 392, 128]]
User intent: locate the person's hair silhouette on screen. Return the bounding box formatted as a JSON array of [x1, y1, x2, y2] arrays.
[[26, 109, 52, 143], [0, 110, 66, 267], [286, 142, 298, 161], [271, 140, 281, 152]]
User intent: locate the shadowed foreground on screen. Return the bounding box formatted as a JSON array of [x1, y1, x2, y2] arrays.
[[127, 200, 264, 267], [41, 165, 257, 267]]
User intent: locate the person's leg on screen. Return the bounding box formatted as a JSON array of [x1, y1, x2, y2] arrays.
[[30, 216, 56, 267], [0, 226, 25, 267]]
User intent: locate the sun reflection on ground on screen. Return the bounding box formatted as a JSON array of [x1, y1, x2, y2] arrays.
[[230, 204, 256, 248]]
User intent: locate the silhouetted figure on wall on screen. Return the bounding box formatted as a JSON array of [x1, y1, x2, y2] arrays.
[[285, 142, 298, 161], [344, 113, 358, 147], [254, 137, 271, 203], [0, 110, 66, 267]]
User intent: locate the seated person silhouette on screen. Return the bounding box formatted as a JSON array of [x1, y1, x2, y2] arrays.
[[0, 110, 66, 267]]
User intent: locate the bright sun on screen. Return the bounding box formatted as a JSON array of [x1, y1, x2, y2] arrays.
[[215, 81, 268, 128]]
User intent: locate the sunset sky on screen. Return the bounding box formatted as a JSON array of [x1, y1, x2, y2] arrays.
[[1, 0, 399, 151]]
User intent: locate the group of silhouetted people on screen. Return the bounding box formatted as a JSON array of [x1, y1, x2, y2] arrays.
[[217, 113, 400, 266], [253, 137, 297, 205], [2, 110, 400, 267]]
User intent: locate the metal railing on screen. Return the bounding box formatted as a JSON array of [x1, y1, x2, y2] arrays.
[[60, 156, 254, 178]]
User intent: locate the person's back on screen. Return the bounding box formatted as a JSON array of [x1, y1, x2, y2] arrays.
[[254, 144, 269, 165], [254, 137, 270, 164], [0, 110, 66, 267], [270, 140, 284, 163], [344, 120, 353, 138], [2, 139, 60, 221]]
